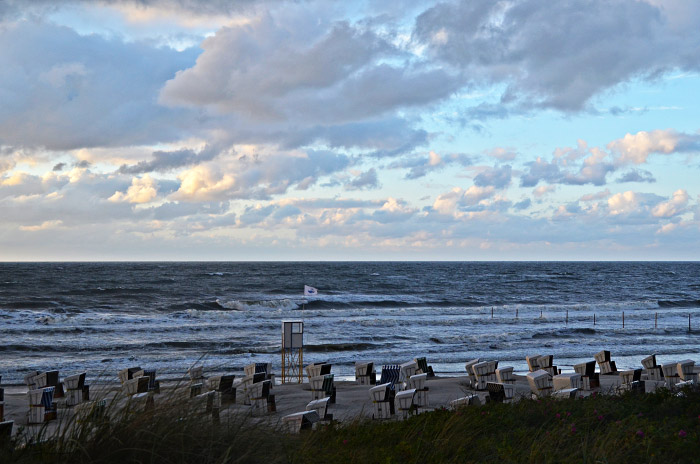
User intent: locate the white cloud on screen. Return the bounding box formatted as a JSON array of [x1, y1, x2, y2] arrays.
[[109, 175, 159, 204], [607, 129, 700, 164], [651, 189, 689, 218]]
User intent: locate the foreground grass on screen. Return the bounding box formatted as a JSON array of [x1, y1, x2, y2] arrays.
[[3, 388, 700, 463]]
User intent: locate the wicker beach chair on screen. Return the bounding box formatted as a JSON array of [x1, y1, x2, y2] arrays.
[[192, 390, 221, 422], [379, 365, 401, 390], [188, 366, 205, 384], [407, 373, 429, 407], [118, 367, 142, 384], [414, 357, 435, 377], [641, 354, 663, 381], [305, 362, 331, 382], [355, 361, 377, 385], [553, 373, 582, 391], [619, 369, 644, 393], [64, 373, 86, 406], [552, 388, 579, 399], [208, 374, 237, 403], [306, 397, 332, 422], [526, 355, 542, 372], [123, 376, 149, 396], [574, 361, 599, 390], [595, 350, 618, 375], [449, 394, 482, 409], [487, 382, 515, 403], [394, 388, 417, 419], [399, 361, 419, 389], [526, 370, 552, 398], [369, 382, 394, 419], [464, 359, 480, 388], [472, 360, 498, 390], [496, 366, 515, 384], [677, 360, 697, 383], [537, 355, 559, 376], [662, 363, 681, 388], [282, 410, 319, 433]]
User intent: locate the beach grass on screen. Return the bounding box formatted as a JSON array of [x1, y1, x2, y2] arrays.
[[2, 387, 700, 463]]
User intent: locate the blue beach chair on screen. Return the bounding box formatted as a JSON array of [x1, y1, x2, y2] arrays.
[[379, 365, 401, 390]]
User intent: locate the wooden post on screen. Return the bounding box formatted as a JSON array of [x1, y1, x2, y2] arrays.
[[594, 314, 596, 326], [491, 307, 494, 319], [622, 311, 625, 328], [516, 308, 518, 319], [540, 309, 543, 318], [566, 310, 569, 325], [655, 312, 657, 329], [689, 314, 692, 333]]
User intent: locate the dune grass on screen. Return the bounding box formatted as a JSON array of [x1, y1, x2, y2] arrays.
[[2, 387, 700, 463]]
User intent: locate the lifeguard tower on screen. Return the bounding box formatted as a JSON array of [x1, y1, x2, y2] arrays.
[[281, 320, 304, 384]]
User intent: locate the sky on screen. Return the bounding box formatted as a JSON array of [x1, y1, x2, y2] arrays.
[[1, 0, 700, 261]]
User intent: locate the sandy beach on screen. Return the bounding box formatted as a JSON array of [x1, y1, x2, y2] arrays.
[[2, 366, 657, 440]]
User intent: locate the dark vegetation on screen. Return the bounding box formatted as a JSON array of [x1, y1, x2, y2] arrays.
[[2, 388, 700, 464]]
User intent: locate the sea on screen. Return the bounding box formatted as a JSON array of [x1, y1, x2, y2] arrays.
[[1, 262, 699, 385]]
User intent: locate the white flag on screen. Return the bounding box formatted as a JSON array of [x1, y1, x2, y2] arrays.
[[304, 285, 318, 296]]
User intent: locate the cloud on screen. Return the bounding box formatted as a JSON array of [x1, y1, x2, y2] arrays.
[[473, 164, 511, 188], [607, 129, 700, 164], [390, 151, 474, 179], [19, 219, 63, 232], [117, 145, 220, 174], [0, 20, 198, 150], [171, 149, 352, 201], [345, 168, 379, 191], [432, 185, 496, 214], [413, 0, 700, 112], [616, 169, 656, 183], [159, 13, 460, 151], [109, 175, 159, 204], [651, 189, 689, 218]]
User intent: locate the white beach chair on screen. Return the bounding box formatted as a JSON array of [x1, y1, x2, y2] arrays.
[[306, 397, 332, 421], [369, 383, 393, 419], [305, 362, 331, 382], [552, 388, 579, 399], [486, 382, 514, 403], [526, 355, 542, 372], [537, 355, 558, 376], [641, 354, 663, 381], [526, 369, 553, 398], [24, 371, 41, 391], [123, 376, 149, 396], [464, 359, 480, 388], [188, 366, 205, 384], [355, 361, 376, 385], [495, 366, 515, 384], [192, 390, 221, 421], [553, 373, 582, 391], [662, 363, 680, 388], [617, 369, 643, 393], [248, 380, 272, 415], [282, 410, 319, 433], [64, 373, 86, 406], [394, 388, 416, 419], [407, 373, 429, 407], [677, 360, 697, 383], [471, 360, 498, 390], [574, 361, 599, 390], [398, 361, 419, 390], [449, 394, 482, 409]]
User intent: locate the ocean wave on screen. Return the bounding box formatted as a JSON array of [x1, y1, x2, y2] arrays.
[[304, 342, 379, 353], [658, 299, 700, 308], [216, 298, 299, 311]]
